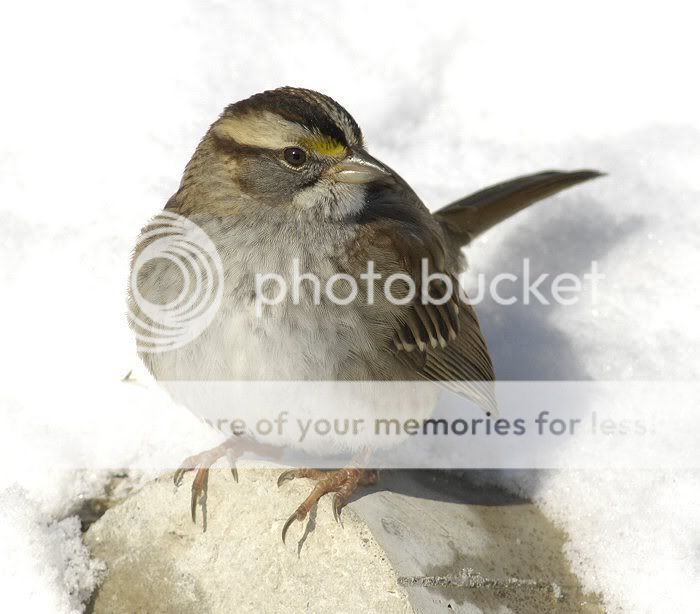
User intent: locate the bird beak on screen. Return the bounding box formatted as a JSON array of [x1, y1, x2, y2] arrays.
[[329, 149, 391, 185]]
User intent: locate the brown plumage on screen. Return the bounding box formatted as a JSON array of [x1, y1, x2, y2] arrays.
[[129, 87, 602, 538], [338, 167, 602, 415]]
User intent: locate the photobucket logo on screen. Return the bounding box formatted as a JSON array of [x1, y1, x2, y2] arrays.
[[128, 211, 224, 353], [254, 258, 604, 315]]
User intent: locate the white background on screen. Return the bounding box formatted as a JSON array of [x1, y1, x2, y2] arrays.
[[1, 1, 698, 612]]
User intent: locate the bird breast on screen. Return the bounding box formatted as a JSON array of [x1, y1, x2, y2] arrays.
[[138, 215, 374, 382], [132, 213, 439, 453]]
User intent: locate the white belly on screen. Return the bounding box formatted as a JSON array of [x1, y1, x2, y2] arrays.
[[146, 296, 366, 381], [130, 216, 439, 454]]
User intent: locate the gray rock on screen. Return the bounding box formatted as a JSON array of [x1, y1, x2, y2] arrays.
[[351, 471, 603, 613], [85, 468, 601, 613], [85, 468, 411, 613]]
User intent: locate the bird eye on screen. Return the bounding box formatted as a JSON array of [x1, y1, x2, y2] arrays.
[[283, 147, 307, 167]]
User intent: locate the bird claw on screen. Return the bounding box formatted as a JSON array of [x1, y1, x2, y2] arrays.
[[281, 507, 305, 544], [173, 468, 185, 488], [173, 438, 284, 531], [332, 494, 345, 525], [225, 449, 239, 483], [191, 485, 199, 523], [173, 444, 235, 531], [173, 457, 197, 487], [173, 460, 208, 527], [189, 468, 209, 527], [279, 468, 376, 543], [277, 469, 298, 487]]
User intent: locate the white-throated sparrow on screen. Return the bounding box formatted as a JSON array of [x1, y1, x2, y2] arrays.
[[128, 87, 600, 540]]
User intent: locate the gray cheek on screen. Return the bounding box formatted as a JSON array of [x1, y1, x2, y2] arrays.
[[239, 157, 321, 203]]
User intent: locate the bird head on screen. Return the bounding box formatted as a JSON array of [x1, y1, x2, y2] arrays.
[[179, 87, 392, 220]]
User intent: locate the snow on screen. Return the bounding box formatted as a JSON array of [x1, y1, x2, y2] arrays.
[[496, 470, 700, 613], [0, 487, 105, 613], [1, 0, 699, 611]]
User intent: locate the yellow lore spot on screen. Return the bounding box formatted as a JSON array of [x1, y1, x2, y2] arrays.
[[302, 136, 347, 157]]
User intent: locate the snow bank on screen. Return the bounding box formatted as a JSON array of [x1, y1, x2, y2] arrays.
[[0, 487, 104, 613]]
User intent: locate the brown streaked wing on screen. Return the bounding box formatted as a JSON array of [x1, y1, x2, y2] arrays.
[[354, 179, 496, 415]]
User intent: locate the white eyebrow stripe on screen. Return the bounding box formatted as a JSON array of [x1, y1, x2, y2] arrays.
[[213, 111, 313, 150]]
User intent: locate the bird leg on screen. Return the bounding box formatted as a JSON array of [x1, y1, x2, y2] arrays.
[[173, 435, 281, 530], [278, 467, 379, 543]]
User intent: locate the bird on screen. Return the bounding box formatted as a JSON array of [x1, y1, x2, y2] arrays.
[[127, 86, 601, 541]]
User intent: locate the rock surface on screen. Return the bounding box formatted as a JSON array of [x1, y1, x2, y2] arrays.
[[85, 468, 411, 613], [351, 471, 603, 613], [85, 468, 602, 613]]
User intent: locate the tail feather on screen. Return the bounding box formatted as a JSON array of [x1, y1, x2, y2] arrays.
[[433, 169, 604, 245]]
